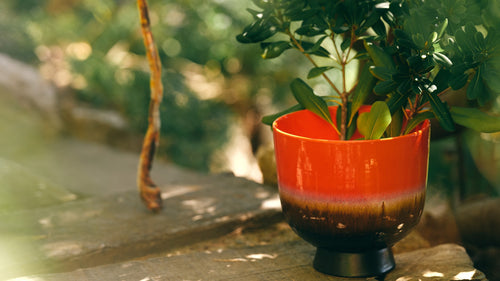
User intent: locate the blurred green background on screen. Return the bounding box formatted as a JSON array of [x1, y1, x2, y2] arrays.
[[0, 0, 305, 174], [0, 0, 498, 199]]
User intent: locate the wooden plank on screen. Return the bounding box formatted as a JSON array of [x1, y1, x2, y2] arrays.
[[0, 173, 281, 280], [18, 241, 486, 281]]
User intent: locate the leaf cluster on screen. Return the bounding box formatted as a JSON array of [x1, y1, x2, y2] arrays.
[[237, 0, 500, 140]]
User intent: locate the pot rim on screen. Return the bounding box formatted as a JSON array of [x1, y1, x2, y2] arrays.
[[272, 106, 430, 144]]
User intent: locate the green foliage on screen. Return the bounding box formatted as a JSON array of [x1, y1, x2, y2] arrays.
[[160, 73, 231, 171], [0, 2, 37, 63], [357, 101, 392, 140], [450, 107, 500, 133], [237, 0, 500, 139], [386, 109, 403, 137], [404, 111, 435, 135], [350, 63, 377, 124], [1, 0, 290, 171], [290, 78, 337, 132]]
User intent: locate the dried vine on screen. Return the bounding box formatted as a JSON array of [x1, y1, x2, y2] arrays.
[[137, 0, 163, 212]]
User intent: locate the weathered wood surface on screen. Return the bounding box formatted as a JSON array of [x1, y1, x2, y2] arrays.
[[18, 242, 486, 281], [0, 91, 278, 279], [0, 163, 281, 280]]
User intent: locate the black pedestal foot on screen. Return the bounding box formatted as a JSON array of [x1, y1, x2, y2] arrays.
[[313, 247, 395, 277]]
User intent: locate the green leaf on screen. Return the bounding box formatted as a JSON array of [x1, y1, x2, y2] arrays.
[[466, 68, 481, 100], [246, 8, 262, 19], [261, 104, 304, 126], [474, 31, 486, 50], [308, 35, 328, 53], [432, 68, 451, 94], [412, 33, 426, 49], [357, 101, 392, 140], [436, 18, 448, 39], [307, 66, 334, 79], [350, 63, 376, 123], [427, 32, 438, 44], [411, 83, 422, 95], [260, 41, 292, 59], [236, 18, 278, 43], [346, 111, 358, 140], [385, 109, 404, 137], [290, 78, 337, 130], [394, 29, 417, 49], [466, 66, 490, 105], [295, 24, 324, 37], [397, 80, 411, 95], [433, 52, 453, 68], [354, 51, 371, 60], [359, 10, 381, 32], [404, 111, 434, 135], [364, 41, 395, 70], [482, 57, 500, 91], [284, 5, 313, 21], [397, 39, 418, 49], [299, 41, 330, 57], [449, 73, 469, 90], [464, 23, 479, 52], [372, 19, 387, 37], [374, 80, 398, 95], [450, 107, 500, 133], [478, 88, 495, 108], [408, 54, 435, 74], [386, 92, 408, 115], [423, 90, 455, 132], [369, 66, 393, 80], [341, 36, 351, 51], [454, 28, 471, 53]]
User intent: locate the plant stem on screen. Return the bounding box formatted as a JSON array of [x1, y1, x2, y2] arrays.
[[287, 30, 346, 138], [400, 92, 421, 135], [340, 94, 348, 140], [288, 31, 342, 96], [338, 30, 357, 140], [287, 28, 360, 140]]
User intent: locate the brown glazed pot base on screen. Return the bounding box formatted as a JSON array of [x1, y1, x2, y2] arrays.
[[280, 189, 425, 252], [314, 247, 395, 277], [279, 189, 425, 277]]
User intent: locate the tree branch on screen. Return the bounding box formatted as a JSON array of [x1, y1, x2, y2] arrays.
[[137, 0, 163, 212]]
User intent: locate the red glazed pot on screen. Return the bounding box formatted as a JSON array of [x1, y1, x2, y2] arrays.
[[272, 106, 430, 277]]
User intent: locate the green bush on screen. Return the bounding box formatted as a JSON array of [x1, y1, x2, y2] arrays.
[[0, 0, 301, 171]]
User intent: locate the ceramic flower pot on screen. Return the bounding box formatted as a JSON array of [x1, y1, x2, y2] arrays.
[[272, 106, 430, 277]]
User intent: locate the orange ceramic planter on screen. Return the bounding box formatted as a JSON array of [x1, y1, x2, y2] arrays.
[[273, 106, 430, 277]]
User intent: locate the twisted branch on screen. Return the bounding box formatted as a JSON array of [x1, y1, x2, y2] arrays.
[[137, 0, 163, 212]]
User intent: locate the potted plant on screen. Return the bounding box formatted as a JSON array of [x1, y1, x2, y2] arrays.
[[237, 0, 500, 277]]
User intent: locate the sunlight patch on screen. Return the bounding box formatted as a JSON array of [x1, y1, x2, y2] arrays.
[[246, 253, 278, 260], [42, 241, 83, 258], [422, 270, 444, 277], [9, 277, 45, 281], [161, 185, 199, 200], [453, 270, 476, 280], [260, 195, 281, 210]]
